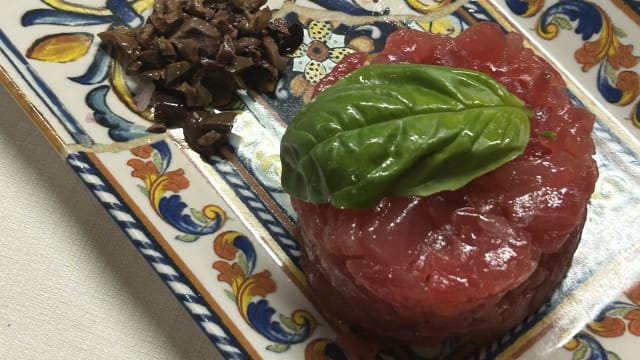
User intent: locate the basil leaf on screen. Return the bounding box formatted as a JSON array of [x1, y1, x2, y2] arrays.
[[280, 64, 531, 209]]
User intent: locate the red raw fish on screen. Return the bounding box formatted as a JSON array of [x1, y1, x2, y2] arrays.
[[292, 22, 598, 348]]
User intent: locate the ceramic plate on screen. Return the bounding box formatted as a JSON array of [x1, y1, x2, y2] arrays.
[[1, 0, 639, 359]]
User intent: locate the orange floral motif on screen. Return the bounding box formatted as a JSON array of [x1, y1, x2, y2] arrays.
[[128, 158, 158, 189], [624, 281, 640, 304], [574, 36, 608, 72], [128, 157, 189, 212], [625, 309, 640, 336], [213, 230, 242, 260], [587, 315, 626, 337], [624, 281, 640, 335], [608, 40, 640, 70], [214, 263, 276, 305], [127, 142, 226, 242], [237, 270, 278, 305], [615, 71, 640, 106], [214, 261, 245, 294], [213, 231, 277, 319], [130, 144, 154, 158], [212, 231, 318, 353], [534, 0, 640, 119], [564, 280, 640, 358], [158, 169, 190, 194], [573, 8, 639, 72], [128, 145, 190, 211]]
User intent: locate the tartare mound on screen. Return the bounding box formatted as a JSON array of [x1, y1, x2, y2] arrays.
[[292, 22, 598, 347]]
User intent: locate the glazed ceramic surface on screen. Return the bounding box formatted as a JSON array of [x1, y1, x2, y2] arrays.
[[1, 0, 639, 359]]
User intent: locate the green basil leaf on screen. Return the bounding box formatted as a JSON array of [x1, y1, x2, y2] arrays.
[[280, 64, 531, 208]]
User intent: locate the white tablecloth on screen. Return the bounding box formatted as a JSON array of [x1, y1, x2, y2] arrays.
[[0, 85, 220, 359]]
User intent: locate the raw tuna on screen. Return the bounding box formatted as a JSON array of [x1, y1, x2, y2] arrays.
[[292, 22, 598, 348]]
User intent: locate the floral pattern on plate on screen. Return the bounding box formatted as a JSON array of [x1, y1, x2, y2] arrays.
[[502, 0, 640, 133], [213, 231, 319, 353], [128, 142, 227, 242], [298, 0, 463, 16], [21, 0, 153, 142], [564, 281, 640, 360], [1, 0, 640, 359]]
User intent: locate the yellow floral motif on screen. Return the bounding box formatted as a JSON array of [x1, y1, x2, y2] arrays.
[[214, 231, 278, 320], [517, 0, 546, 17], [128, 145, 190, 214], [41, 0, 153, 15], [571, 9, 637, 73], [110, 49, 154, 120], [564, 337, 580, 351], [305, 338, 338, 359], [564, 281, 640, 358], [127, 144, 227, 242], [308, 21, 332, 41], [213, 231, 318, 352], [26, 33, 93, 63], [416, 15, 465, 37], [534, 1, 639, 115], [406, 0, 452, 14], [290, 20, 356, 102], [24, 0, 156, 118]]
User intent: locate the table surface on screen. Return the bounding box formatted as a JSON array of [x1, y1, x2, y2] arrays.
[[0, 84, 220, 359]]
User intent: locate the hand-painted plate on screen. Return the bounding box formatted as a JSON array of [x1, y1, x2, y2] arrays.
[[1, 0, 639, 359]]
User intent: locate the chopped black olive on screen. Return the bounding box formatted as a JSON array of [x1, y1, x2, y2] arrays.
[[98, 0, 302, 156]]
